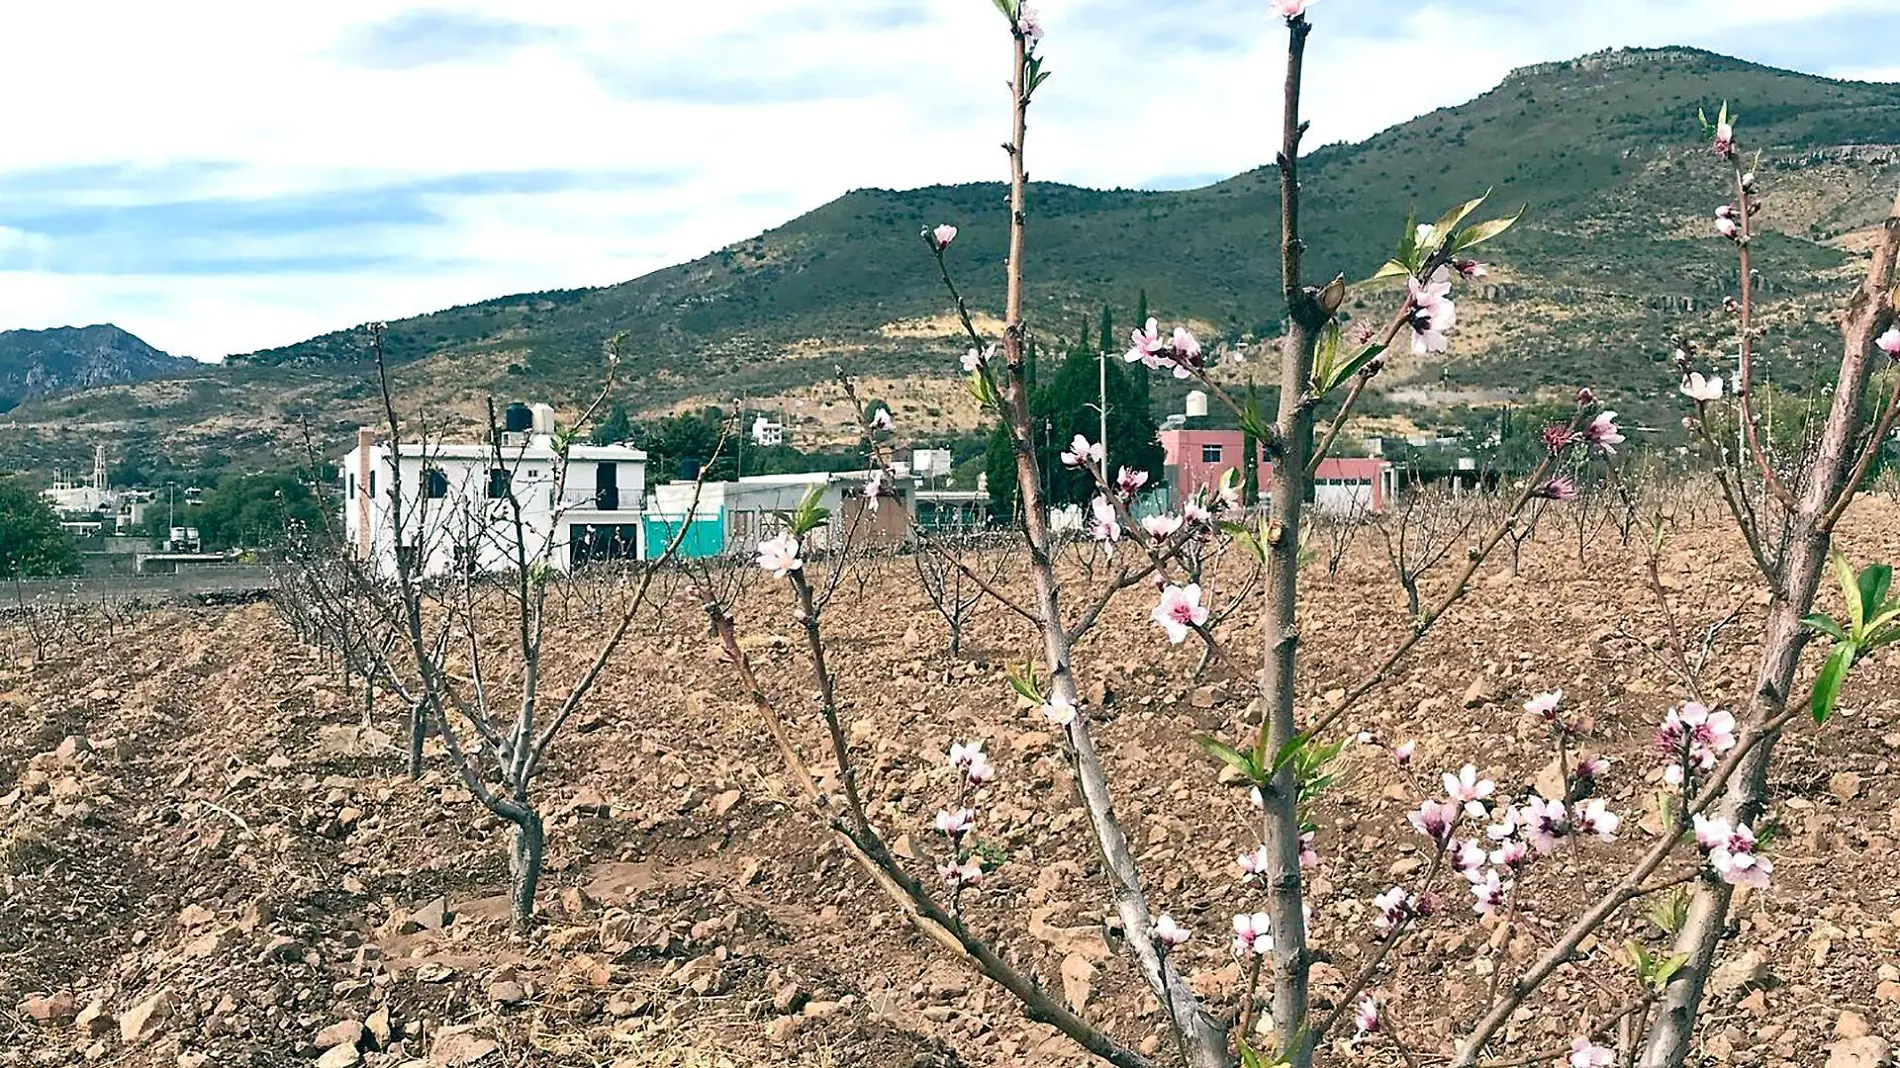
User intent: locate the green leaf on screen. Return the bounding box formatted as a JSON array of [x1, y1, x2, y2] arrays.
[[1653, 952, 1690, 989], [1811, 641, 1855, 725], [1005, 662, 1044, 704], [1832, 550, 1865, 636], [1310, 320, 1341, 393], [1317, 342, 1388, 396], [1452, 204, 1527, 252], [1803, 613, 1849, 644], [1856, 563, 1892, 623], [1369, 258, 1411, 280], [1195, 736, 1260, 782], [991, 0, 1018, 20], [791, 484, 832, 536], [1269, 737, 1307, 776], [1433, 191, 1490, 242]]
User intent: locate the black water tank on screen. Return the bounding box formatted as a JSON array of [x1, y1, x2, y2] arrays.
[[504, 402, 532, 433], [680, 457, 702, 481]]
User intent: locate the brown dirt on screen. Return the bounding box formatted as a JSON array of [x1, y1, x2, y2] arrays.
[[4, 493, 1899, 1067]]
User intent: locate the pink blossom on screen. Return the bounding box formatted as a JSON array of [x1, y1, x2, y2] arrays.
[[1569, 1038, 1615, 1068], [1443, 764, 1496, 818], [1576, 386, 1596, 406], [1521, 797, 1568, 855], [756, 532, 803, 578], [1016, 6, 1043, 41], [1117, 466, 1149, 496], [1153, 914, 1191, 948], [1715, 204, 1737, 220], [934, 807, 974, 840], [1372, 887, 1413, 933], [1041, 694, 1076, 727], [1576, 755, 1610, 780], [1715, 216, 1739, 239], [1237, 845, 1270, 881], [1454, 259, 1488, 279], [1489, 837, 1530, 870], [1060, 434, 1103, 468], [1300, 830, 1319, 869], [1681, 372, 1723, 402], [962, 345, 994, 373], [1698, 818, 1772, 888], [1151, 583, 1209, 644], [1659, 702, 1737, 785], [1088, 496, 1122, 547], [1407, 799, 1459, 844], [1523, 689, 1563, 720], [1354, 995, 1379, 1036], [1471, 869, 1510, 915], [1407, 266, 1457, 355], [1393, 739, 1416, 767], [1584, 411, 1625, 454], [1532, 475, 1578, 501], [1141, 513, 1183, 540], [1124, 317, 1165, 369], [1692, 814, 1731, 852], [1713, 121, 1734, 155], [1270, 0, 1316, 17], [1876, 326, 1900, 357], [949, 740, 994, 786], [1182, 498, 1212, 525], [938, 857, 984, 887], [1171, 327, 1202, 362], [863, 470, 886, 513], [925, 224, 958, 252], [1452, 837, 1488, 877], [1574, 799, 1620, 842], [1543, 425, 1575, 454], [1231, 912, 1274, 957]]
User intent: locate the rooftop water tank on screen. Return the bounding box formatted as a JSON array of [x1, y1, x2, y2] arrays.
[[1185, 390, 1209, 418]]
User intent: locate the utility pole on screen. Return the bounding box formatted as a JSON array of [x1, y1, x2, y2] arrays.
[[1098, 346, 1109, 475]]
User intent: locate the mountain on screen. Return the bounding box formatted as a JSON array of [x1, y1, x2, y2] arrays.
[[0, 324, 190, 413], [5, 46, 1899, 480]]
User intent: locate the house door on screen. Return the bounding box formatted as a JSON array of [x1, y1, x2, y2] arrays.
[[596, 462, 619, 511]]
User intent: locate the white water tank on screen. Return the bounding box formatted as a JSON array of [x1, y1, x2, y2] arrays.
[[529, 403, 557, 435], [1185, 390, 1209, 419]]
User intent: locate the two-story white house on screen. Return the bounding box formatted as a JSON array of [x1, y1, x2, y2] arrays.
[[340, 407, 647, 579]]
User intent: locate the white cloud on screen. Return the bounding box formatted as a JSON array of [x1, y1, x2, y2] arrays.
[[0, 0, 1887, 359]]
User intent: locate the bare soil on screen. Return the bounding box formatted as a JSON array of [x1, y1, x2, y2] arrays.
[[4, 495, 1898, 1067]]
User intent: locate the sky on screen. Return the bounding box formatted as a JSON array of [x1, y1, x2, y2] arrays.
[[0, 0, 1893, 361]]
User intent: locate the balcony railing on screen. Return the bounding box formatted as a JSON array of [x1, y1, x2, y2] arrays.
[[559, 487, 627, 511]]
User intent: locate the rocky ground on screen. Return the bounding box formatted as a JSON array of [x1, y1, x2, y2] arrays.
[[4, 493, 1899, 1068]]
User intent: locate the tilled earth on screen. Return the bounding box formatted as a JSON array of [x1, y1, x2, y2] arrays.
[[3, 496, 1899, 1068]]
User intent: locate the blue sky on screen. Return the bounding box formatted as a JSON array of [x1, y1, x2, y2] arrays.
[[0, 0, 1891, 360]]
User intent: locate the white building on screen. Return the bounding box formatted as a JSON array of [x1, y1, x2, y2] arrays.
[[340, 413, 647, 579]]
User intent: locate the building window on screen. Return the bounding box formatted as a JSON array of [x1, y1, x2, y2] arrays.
[[1201, 443, 1223, 464], [424, 468, 448, 499], [487, 468, 511, 499], [369, 470, 377, 498]]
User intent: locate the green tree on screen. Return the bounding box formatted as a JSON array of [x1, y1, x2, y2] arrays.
[[591, 403, 633, 445], [1097, 304, 1113, 356], [989, 330, 1166, 516], [195, 472, 328, 550], [0, 478, 81, 578]]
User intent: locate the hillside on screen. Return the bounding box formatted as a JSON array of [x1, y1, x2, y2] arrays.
[[5, 46, 1899, 479], [0, 324, 190, 414]]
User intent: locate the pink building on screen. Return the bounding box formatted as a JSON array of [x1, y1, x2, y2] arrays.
[[1157, 429, 1396, 514]]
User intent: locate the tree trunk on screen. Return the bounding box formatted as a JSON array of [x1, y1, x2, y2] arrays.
[[509, 808, 545, 931], [1640, 189, 1898, 1068], [407, 700, 427, 779]]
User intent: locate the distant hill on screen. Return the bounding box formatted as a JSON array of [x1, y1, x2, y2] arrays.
[[0, 324, 190, 413], [5, 46, 1899, 479]]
